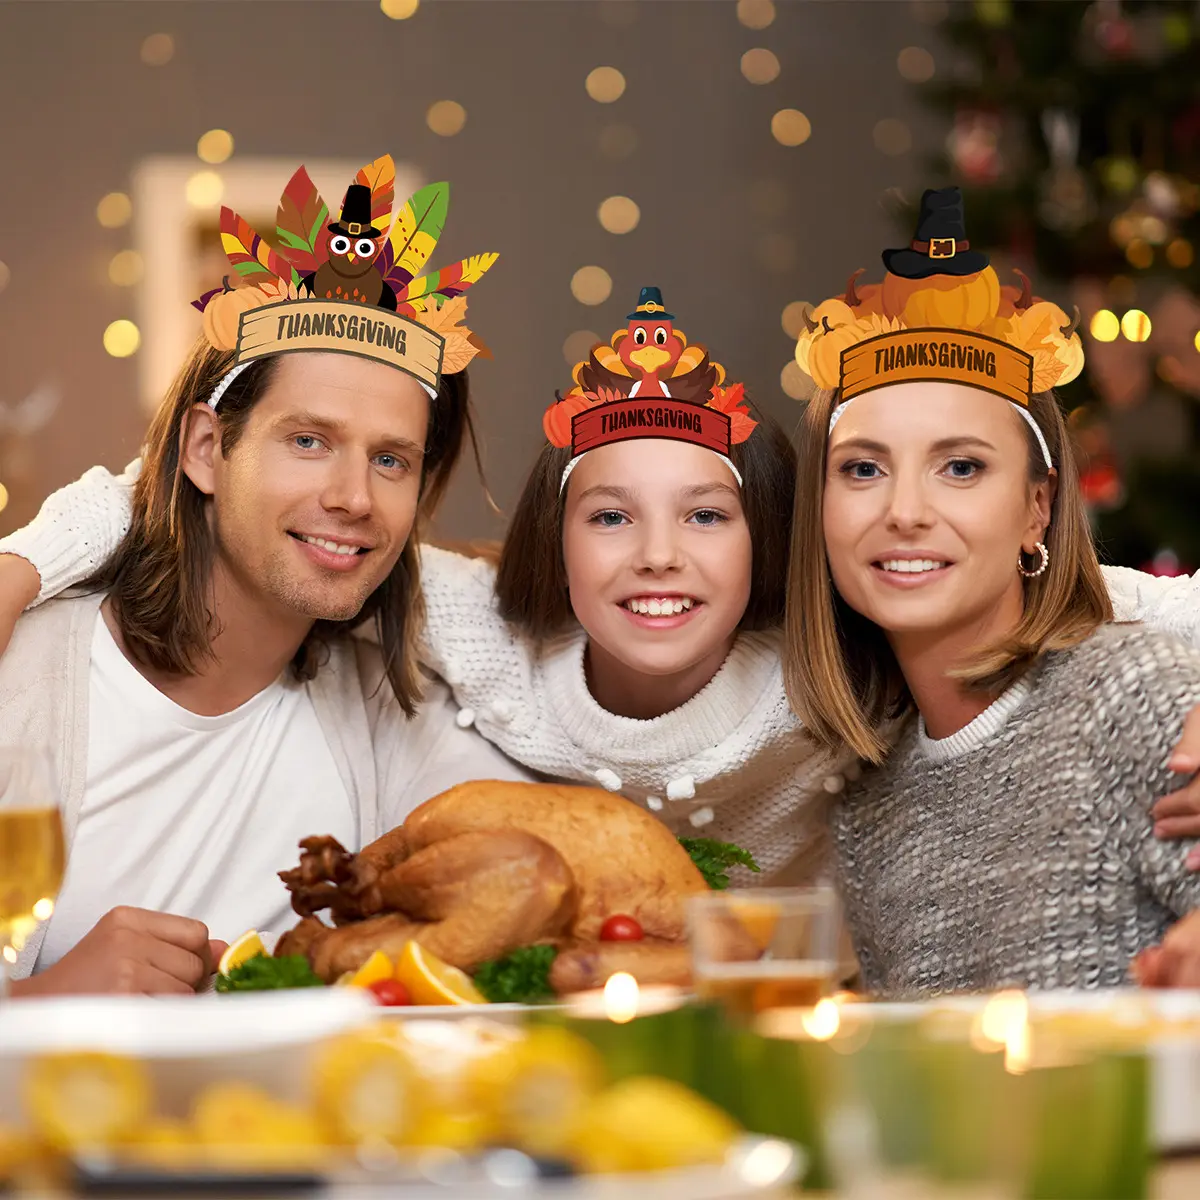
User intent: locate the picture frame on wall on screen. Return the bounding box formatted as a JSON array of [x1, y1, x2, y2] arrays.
[[130, 156, 422, 413]]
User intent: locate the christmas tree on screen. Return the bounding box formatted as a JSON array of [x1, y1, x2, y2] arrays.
[[911, 0, 1200, 573]]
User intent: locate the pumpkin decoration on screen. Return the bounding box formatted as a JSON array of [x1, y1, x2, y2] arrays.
[[202, 281, 269, 352], [882, 265, 1001, 331]]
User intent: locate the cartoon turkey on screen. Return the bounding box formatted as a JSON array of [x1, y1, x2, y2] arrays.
[[301, 183, 397, 310], [572, 287, 723, 403]]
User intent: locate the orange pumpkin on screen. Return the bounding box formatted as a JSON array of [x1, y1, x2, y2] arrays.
[[806, 321, 871, 392], [542, 390, 594, 448], [202, 285, 266, 351], [882, 266, 1000, 331]]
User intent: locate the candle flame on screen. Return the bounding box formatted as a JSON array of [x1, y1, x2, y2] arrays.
[[800, 997, 840, 1041], [973, 990, 1031, 1072], [603, 972, 639, 1023]]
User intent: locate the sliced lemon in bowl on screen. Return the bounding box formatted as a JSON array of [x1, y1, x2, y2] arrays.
[[395, 941, 486, 1006], [219, 930, 266, 976]]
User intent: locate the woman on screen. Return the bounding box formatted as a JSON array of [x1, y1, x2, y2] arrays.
[[786, 186, 1200, 996], [5, 275, 1200, 897]]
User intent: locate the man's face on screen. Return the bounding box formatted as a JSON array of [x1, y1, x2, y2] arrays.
[[207, 353, 429, 623]]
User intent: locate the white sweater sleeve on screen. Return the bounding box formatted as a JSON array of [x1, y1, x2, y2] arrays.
[[1103, 562, 1200, 650], [0, 459, 140, 607]]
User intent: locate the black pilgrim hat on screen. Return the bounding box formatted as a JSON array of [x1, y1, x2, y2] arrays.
[[626, 286, 675, 321], [882, 187, 990, 280], [328, 184, 382, 239]]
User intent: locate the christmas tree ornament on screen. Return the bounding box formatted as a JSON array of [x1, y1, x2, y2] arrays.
[[946, 108, 1003, 184]]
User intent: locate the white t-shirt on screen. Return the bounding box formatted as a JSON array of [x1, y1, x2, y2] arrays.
[[37, 613, 354, 968]]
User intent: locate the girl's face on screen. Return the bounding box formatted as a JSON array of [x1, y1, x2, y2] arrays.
[[822, 381, 1051, 648], [562, 438, 752, 689]]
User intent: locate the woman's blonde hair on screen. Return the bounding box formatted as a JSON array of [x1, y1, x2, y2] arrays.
[[784, 385, 1113, 763]]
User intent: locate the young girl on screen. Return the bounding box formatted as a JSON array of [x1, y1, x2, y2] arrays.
[[5, 278, 1200, 891], [787, 187, 1200, 996]]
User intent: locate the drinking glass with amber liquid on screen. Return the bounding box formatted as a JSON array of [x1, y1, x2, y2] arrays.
[[688, 887, 841, 1018], [0, 746, 64, 998]]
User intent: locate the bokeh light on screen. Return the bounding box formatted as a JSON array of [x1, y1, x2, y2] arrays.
[[185, 171, 224, 208], [140, 33, 174, 66], [771, 109, 811, 146], [781, 300, 813, 339], [741, 48, 781, 84], [426, 101, 467, 136], [380, 0, 419, 17], [597, 196, 640, 234], [873, 118, 912, 156], [1167, 238, 1194, 268], [197, 129, 234, 164], [1089, 310, 1120, 342], [586, 66, 626, 103], [1125, 239, 1153, 269], [781, 360, 814, 400], [0, 261, 9, 294], [571, 266, 613, 306], [897, 46, 935, 82], [1121, 309, 1151, 342], [97, 192, 132, 228], [0, 483, 8, 515], [737, 0, 776, 30], [103, 319, 141, 358], [563, 330, 601, 365], [108, 250, 144, 287]]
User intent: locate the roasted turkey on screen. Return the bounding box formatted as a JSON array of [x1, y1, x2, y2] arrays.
[[275, 780, 709, 991]]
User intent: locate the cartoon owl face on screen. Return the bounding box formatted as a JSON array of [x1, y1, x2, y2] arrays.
[[326, 233, 381, 279]]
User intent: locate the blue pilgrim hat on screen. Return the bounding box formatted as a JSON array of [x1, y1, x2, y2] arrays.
[[626, 287, 675, 321]]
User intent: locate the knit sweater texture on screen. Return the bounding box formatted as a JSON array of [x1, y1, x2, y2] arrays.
[[835, 623, 1200, 999]]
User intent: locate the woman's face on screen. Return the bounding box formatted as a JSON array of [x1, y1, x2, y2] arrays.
[[562, 438, 752, 685], [822, 381, 1051, 647]]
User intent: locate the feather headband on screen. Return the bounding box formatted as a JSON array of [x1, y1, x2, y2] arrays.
[[191, 154, 497, 407], [542, 288, 758, 491]]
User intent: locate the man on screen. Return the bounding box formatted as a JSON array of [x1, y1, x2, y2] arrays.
[[0, 157, 523, 996]]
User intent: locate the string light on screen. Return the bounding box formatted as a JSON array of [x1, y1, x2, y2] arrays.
[[426, 101, 467, 137], [97, 192, 132, 228], [1121, 309, 1152, 342], [571, 266, 612, 306], [185, 171, 223, 208], [108, 250, 143, 287], [197, 129, 234, 164], [771, 109, 811, 146], [380, 0, 419, 17], [140, 33, 174, 66], [563, 330, 600, 365], [586, 67, 626, 103], [736, 0, 776, 29], [103, 320, 141, 358], [597, 196, 640, 234], [1089, 310, 1120, 342], [740, 48, 780, 84], [873, 118, 912, 156], [897, 46, 935, 82]]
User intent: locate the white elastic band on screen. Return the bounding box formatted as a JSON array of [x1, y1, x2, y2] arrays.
[[828, 396, 1053, 471], [205, 360, 437, 410], [558, 449, 743, 494]]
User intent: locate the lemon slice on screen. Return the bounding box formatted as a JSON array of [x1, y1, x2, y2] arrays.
[[219, 930, 266, 976], [348, 949, 394, 989], [395, 941, 486, 1006], [727, 898, 780, 952]]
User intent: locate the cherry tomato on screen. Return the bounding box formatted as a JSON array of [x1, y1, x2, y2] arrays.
[[368, 979, 412, 1006], [600, 915, 644, 942]]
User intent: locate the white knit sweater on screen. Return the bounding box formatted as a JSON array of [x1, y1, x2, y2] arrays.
[[0, 462, 842, 885], [6, 462, 1200, 885]]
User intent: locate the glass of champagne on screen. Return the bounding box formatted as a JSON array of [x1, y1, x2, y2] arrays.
[[688, 886, 841, 1018], [0, 746, 64, 999]]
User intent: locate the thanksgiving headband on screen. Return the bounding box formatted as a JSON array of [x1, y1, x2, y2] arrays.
[[192, 155, 497, 405], [795, 187, 1083, 468], [543, 288, 757, 489]]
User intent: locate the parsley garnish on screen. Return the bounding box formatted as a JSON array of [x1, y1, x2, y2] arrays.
[[472, 944, 558, 1004], [678, 838, 761, 890], [214, 953, 324, 992]]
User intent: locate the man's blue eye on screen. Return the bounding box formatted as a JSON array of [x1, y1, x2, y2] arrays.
[[295, 435, 318, 449]]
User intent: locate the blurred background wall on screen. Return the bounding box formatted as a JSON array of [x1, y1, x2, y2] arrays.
[[1, 0, 1199, 571]]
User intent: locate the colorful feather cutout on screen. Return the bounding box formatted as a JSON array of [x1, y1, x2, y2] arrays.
[[353, 155, 395, 239], [383, 183, 449, 291], [274, 167, 329, 276], [220, 209, 296, 283], [396, 252, 499, 306]]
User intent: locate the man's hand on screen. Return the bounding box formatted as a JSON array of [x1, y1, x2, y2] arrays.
[[11, 907, 227, 997], [0, 553, 41, 656], [1153, 703, 1200, 869], [1132, 910, 1200, 988]]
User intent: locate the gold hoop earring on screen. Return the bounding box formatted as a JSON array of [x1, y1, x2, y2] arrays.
[[1018, 541, 1049, 578]]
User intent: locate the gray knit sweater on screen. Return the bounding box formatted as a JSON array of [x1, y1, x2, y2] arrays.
[[834, 623, 1200, 999]]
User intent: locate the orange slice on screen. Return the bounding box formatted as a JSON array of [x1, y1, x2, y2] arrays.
[[395, 941, 486, 1006], [348, 949, 394, 989], [218, 930, 265, 976]]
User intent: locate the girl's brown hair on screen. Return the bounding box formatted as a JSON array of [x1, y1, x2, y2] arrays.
[[494, 402, 798, 635], [784, 385, 1113, 764], [88, 338, 481, 716]]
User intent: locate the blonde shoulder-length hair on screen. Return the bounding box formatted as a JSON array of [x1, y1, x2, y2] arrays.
[[784, 385, 1113, 764]]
